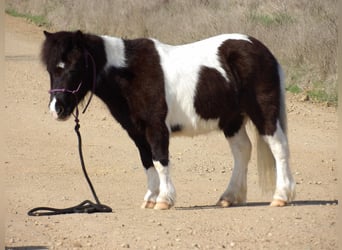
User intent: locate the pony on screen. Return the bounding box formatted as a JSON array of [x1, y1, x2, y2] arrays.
[[41, 30, 295, 210]]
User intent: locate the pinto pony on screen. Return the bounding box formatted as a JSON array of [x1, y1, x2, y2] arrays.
[[41, 30, 295, 209]]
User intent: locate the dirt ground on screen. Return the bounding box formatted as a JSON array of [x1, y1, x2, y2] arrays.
[[4, 15, 338, 249]]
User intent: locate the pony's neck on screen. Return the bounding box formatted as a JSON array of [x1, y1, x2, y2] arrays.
[[83, 34, 128, 107], [82, 33, 108, 75], [83, 34, 127, 84], [81, 34, 127, 96]]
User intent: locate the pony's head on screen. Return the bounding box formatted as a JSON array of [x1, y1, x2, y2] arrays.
[[41, 30, 91, 120]]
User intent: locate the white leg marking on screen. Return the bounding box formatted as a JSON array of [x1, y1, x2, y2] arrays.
[[153, 161, 176, 208], [263, 121, 295, 202], [219, 124, 251, 206], [49, 97, 58, 119], [143, 167, 160, 203]]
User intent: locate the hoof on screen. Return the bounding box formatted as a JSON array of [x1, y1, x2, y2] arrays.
[[216, 199, 231, 208], [270, 199, 287, 207], [154, 202, 171, 210], [141, 201, 156, 209]]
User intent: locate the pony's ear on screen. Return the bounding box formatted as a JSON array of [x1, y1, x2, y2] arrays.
[[75, 30, 83, 37], [73, 30, 84, 49], [43, 30, 52, 38]]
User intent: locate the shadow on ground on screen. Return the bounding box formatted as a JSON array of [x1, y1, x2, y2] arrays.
[[175, 199, 338, 210]]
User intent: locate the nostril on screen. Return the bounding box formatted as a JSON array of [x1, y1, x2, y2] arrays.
[[55, 105, 64, 115]]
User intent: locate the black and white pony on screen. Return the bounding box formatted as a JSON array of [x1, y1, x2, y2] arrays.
[[41, 30, 295, 209]]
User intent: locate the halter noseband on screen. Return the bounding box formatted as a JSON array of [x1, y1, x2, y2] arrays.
[[48, 81, 82, 95], [48, 50, 96, 115]]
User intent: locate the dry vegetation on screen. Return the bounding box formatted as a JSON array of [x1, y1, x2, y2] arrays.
[[6, 0, 338, 103]]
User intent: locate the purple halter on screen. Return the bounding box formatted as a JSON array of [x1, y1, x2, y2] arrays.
[[48, 81, 82, 95], [48, 50, 96, 115]]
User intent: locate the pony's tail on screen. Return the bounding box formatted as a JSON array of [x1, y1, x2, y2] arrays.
[[255, 63, 287, 194], [255, 131, 276, 194]]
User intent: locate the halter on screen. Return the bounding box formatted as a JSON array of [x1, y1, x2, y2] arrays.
[[48, 50, 96, 115]]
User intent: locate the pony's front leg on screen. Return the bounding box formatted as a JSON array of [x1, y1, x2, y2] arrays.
[[141, 166, 160, 209], [128, 133, 160, 209], [146, 124, 176, 210], [153, 161, 176, 210], [142, 163, 175, 210]]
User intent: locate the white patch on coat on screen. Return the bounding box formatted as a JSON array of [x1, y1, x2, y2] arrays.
[[101, 36, 127, 69], [49, 96, 59, 119], [56, 61, 65, 69], [153, 34, 251, 136]]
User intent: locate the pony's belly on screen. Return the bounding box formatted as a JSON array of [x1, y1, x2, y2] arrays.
[[167, 113, 219, 137]]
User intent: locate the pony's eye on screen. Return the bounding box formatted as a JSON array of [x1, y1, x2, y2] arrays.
[[56, 61, 65, 69]]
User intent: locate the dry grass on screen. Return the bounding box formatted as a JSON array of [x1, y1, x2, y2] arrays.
[[6, 0, 337, 103]]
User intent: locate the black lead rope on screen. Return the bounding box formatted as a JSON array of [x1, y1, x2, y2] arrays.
[[28, 107, 112, 216]]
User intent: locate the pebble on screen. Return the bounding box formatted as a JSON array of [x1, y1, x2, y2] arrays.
[[121, 243, 130, 248], [300, 94, 309, 102], [192, 243, 200, 248]]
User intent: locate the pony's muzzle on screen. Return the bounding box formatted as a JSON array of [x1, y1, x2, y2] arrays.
[[49, 96, 69, 120]]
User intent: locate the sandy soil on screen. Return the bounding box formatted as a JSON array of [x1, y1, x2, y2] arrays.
[[4, 15, 338, 249]]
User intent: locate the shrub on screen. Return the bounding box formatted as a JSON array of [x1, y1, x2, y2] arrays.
[[5, 0, 337, 104]]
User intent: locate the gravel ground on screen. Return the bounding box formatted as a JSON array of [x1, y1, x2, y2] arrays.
[[4, 14, 338, 249]]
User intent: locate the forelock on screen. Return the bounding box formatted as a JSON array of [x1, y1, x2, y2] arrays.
[[40, 32, 74, 70]]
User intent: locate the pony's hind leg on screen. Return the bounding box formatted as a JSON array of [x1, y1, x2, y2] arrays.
[[217, 118, 252, 207], [263, 121, 295, 206]]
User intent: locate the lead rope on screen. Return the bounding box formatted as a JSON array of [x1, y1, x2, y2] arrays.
[[28, 51, 112, 216], [28, 106, 112, 216]]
